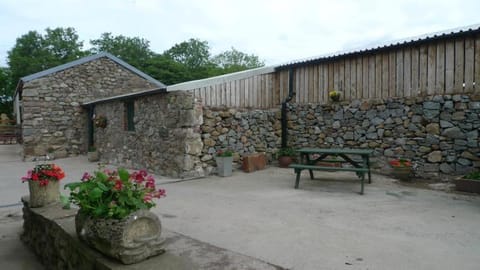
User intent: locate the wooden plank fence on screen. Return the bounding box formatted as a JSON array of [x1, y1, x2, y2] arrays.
[[179, 33, 480, 108]]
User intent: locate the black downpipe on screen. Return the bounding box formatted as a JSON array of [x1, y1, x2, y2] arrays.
[[281, 68, 295, 148]]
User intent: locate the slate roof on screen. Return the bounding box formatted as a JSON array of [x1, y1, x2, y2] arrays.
[[18, 52, 166, 88]]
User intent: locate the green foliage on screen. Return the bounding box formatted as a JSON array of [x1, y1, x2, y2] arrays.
[[464, 171, 480, 181], [212, 47, 265, 73], [164, 38, 212, 70], [277, 147, 296, 157], [90, 33, 153, 70], [216, 149, 234, 157], [64, 167, 166, 219], [7, 27, 85, 85]]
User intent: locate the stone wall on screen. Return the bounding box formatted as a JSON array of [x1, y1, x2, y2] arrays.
[[21, 199, 284, 270], [94, 91, 204, 178], [200, 94, 480, 177], [21, 57, 158, 159], [200, 108, 282, 174]]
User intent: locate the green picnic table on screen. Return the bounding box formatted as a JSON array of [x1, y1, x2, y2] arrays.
[[289, 148, 373, 194]]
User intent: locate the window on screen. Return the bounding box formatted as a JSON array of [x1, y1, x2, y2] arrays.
[[124, 101, 135, 131]]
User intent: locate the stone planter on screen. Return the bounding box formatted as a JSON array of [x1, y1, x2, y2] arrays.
[[215, 156, 233, 177], [75, 209, 164, 264], [391, 167, 413, 181], [454, 178, 480, 194], [28, 180, 60, 208], [87, 151, 99, 162]]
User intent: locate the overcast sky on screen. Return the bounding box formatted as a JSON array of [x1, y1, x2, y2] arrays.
[[1, 0, 479, 67]]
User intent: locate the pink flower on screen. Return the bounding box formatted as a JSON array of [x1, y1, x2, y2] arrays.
[[143, 193, 153, 203], [154, 189, 166, 198], [21, 170, 33, 182], [113, 180, 123, 191], [81, 172, 91, 181]]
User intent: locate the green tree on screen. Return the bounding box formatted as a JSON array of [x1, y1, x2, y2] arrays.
[[163, 38, 212, 70], [90, 33, 153, 69], [7, 27, 85, 85], [0, 67, 13, 117], [143, 54, 189, 85], [212, 47, 265, 73]]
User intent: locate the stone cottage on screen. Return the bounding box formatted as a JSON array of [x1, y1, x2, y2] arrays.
[[14, 52, 166, 159]]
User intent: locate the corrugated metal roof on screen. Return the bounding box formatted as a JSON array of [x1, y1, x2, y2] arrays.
[[276, 23, 480, 69], [19, 52, 166, 88]]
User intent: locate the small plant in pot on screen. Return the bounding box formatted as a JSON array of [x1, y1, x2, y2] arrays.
[[389, 158, 413, 181], [215, 149, 234, 177], [21, 164, 65, 207], [277, 147, 295, 168], [455, 171, 480, 194]]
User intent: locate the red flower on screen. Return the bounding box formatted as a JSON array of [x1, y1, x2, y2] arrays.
[[113, 180, 123, 191]]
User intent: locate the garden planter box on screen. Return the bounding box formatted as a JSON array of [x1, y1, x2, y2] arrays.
[[454, 178, 480, 194]]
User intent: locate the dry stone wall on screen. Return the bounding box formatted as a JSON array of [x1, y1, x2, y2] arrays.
[[201, 94, 480, 177], [94, 91, 204, 178], [200, 108, 282, 174], [21, 57, 158, 158]]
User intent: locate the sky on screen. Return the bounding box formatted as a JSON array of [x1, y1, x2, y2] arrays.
[[0, 0, 479, 67]]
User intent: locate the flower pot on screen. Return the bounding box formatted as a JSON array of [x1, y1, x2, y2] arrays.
[[87, 151, 99, 162], [215, 156, 233, 177], [75, 209, 164, 264], [454, 178, 480, 194], [391, 167, 413, 181], [28, 180, 60, 208], [278, 156, 293, 168]]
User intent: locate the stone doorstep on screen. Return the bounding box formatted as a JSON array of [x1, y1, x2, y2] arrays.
[[23, 202, 285, 270]]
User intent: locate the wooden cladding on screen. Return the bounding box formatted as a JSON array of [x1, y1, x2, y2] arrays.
[[188, 34, 480, 108]]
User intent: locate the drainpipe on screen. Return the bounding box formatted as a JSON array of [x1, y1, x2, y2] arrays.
[[281, 68, 295, 148]]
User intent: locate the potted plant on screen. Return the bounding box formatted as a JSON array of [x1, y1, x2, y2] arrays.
[[21, 164, 65, 207], [215, 149, 234, 177], [389, 158, 413, 181], [87, 145, 99, 162], [454, 171, 480, 194], [329, 90, 341, 102], [278, 147, 295, 168], [64, 167, 166, 264]]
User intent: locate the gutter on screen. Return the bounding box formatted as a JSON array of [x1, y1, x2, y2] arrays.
[[281, 68, 295, 148]]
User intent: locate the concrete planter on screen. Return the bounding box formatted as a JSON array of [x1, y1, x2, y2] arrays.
[[28, 180, 60, 208], [215, 156, 233, 177], [75, 209, 165, 264], [87, 151, 99, 162]]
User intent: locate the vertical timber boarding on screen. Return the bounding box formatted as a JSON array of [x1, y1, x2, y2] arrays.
[[189, 33, 480, 109]]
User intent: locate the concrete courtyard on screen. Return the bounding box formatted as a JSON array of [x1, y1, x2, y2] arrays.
[[1, 144, 480, 270]]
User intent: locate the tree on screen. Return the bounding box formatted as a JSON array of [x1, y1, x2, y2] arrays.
[[143, 54, 189, 85], [7, 27, 85, 85], [212, 47, 265, 73], [0, 67, 13, 117], [163, 38, 212, 71], [90, 33, 153, 69]]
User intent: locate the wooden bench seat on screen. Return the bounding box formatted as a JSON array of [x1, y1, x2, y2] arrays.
[[289, 163, 371, 194]]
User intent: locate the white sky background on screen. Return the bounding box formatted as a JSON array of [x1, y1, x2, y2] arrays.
[[0, 0, 479, 67]]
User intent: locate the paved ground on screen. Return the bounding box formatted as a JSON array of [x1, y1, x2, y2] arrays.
[[1, 144, 480, 270]]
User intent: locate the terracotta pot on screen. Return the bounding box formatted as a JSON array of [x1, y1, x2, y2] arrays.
[[75, 209, 164, 264], [391, 167, 413, 181], [278, 156, 293, 168], [28, 180, 60, 208]]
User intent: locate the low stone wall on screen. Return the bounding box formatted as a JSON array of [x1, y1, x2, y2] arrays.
[[200, 94, 480, 177], [21, 198, 284, 270], [94, 91, 204, 178]]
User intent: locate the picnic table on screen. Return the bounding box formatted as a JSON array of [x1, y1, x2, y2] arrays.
[[289, 148, 373, 194]]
